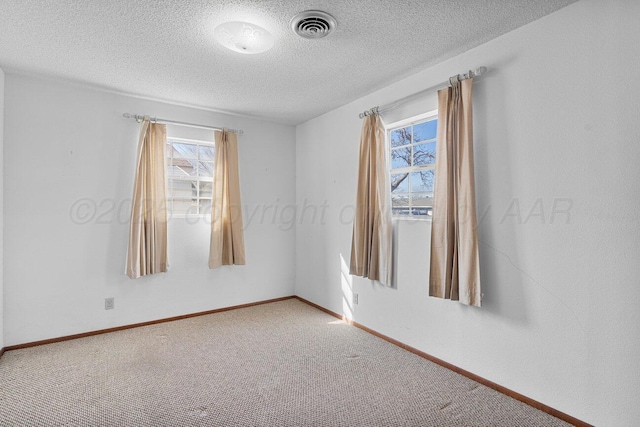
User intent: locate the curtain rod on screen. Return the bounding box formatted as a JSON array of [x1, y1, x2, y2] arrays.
[[359, 66, 487, 119], [122, 113, 244, 134]]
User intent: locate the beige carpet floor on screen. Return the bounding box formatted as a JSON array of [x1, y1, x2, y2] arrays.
[[0, 298, 571, 426]]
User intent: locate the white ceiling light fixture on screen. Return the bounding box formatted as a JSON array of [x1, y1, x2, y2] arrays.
[[290, 10, 337, 39], [214, 21, 274, 54]]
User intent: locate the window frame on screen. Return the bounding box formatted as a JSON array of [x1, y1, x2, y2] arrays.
[[165, 136, 215, 218], [386, 109, 438, 221]]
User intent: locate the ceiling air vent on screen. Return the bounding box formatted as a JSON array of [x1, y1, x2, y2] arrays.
[[290, 10, 337, 39]]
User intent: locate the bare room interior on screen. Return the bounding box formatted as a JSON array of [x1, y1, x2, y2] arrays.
[[0, 1, 638, 426]]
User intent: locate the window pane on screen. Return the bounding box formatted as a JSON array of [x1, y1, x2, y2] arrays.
[[413, 142, 436, 166], [199, 181, 213, 198], [414, 119, 437, 142], [390, 173, 409, 193], [391, 147, 411, 169], [171, 142, 198, 159], [390, 127, 411, 147], [198, 161, 214, 178], [198, 145, 215, 160], [392, 194, 410, 216], [198, 198, 212, 215], [411, 193, 433, 207], [172, 180, 197, 198], [411, 171, 434, 193], [172, 199, 198, 215], [168, 160, 197, 177], [411, 193, 433, 216]]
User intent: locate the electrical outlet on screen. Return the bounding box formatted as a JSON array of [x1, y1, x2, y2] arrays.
[[105, 297, 114, 310], [353, 293, 358, 305]]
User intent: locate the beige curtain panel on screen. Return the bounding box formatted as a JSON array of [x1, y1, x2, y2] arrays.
[[209, 130, 246, 268], [125, 118, 169, 279], [350, 115, 393, 286], [429, 77, 481, 306]]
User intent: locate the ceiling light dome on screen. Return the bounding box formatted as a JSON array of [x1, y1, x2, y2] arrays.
[[214, 21, 274, 54]]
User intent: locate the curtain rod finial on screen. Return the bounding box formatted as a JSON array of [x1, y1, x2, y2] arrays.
[[474, 66, 487, 76]]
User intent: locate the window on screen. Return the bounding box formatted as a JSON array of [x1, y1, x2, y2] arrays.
[[166, 138, 215, 216], [388, 111, 438, 218]]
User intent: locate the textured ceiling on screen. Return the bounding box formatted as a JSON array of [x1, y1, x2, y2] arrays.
[[0, 0, 577, 125]]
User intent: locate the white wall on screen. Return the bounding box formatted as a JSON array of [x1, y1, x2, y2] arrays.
[[0, 66, 4, 351], [295, 1, 640, 425], [3, 74, 296, 346]]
